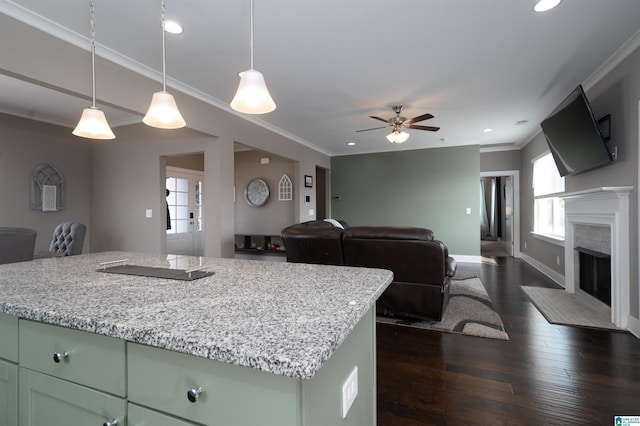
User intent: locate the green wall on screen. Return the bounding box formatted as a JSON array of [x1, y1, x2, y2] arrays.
[[330, 145, 480, 256]]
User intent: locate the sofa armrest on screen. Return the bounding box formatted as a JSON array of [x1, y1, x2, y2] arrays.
[[445, 256, 457, 277]]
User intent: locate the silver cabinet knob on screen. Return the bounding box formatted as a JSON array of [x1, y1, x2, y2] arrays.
[[103, 419, 119, 426], [52, 351, 69, 363], [187, 386, 204, 403]]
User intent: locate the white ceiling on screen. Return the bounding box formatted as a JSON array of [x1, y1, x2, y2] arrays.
[[2, 0, 640, 156]]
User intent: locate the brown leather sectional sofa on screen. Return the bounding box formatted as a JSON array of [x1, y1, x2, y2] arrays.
[[281, 220, 457, 321]]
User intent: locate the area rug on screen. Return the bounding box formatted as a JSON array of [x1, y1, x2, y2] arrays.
[[377, 274, 509, 340], [521, 286, 623, 331]]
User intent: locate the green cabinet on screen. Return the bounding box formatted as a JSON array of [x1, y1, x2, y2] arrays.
[[3, 307, 376, 426], [0, 359, 18, 426], [19, 368, 126, 426]]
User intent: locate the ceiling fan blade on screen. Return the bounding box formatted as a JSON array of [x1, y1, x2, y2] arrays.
[[356, 126, 389, 132], [369, 116, 390, 123], [404, 113, 434, 125], [407, 124, 440, 131]]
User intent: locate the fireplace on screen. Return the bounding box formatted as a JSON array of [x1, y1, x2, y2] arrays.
[[562, 187, 632, 329], [575, 246, 611, 306]]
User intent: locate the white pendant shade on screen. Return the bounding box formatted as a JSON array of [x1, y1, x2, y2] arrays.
[[386, 130, 410, 144], [143, 90, 186, 129], [72, 107, 116, 139], [231, 69, 276, 114]]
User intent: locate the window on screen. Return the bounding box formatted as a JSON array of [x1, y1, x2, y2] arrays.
[[532, 152, 565, 239]]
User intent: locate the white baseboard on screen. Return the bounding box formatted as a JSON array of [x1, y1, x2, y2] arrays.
[[627, 315, 640, 338], [452, 254, 482, 263], [520, 253, 565, 287]]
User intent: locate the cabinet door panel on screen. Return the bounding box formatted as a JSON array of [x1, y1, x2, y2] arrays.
[[129, 403, 198, 426], [0, 313, 18, 362], [0, 359, 18, 426], [19, 368, 126, 426]]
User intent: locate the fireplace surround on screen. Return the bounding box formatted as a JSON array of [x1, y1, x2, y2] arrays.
[[562, 187, 632, 329]]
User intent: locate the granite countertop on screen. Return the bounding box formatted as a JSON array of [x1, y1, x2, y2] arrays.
[[0, 251, 392, 379]]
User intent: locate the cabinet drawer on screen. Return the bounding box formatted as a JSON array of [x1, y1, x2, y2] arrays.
[[128, 343, 299, 426], [19, 368, 125, 426], [129, 403, 199, 426], [19, 320, 126, 397], [0, 313, 18, 362], [0, 359, 18, 426]]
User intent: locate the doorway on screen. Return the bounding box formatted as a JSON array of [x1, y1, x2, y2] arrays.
[[480, 170, 520, 258], [166, 165, 204, 256]]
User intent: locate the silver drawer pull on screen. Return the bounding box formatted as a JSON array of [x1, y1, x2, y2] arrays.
[[187, 386, 204, 403], [103, 419, 119, 426], [52, 351, 69, 363]]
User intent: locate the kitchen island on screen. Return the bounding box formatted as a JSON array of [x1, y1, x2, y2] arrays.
[[0, 252, 392, 426]]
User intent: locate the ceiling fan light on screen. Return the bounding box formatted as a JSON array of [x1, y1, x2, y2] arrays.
[[533, 0, 561, 12], [386, 130, 410, 144], [231, 69, 276, 114], [143, 90, 186, 129], [73, 107, 116, 139]]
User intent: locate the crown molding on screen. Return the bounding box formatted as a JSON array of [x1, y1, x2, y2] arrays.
[[1, 0, 332, 157]]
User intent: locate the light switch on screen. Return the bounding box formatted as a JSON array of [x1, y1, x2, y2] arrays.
[[465, 208, 471, 215], [146, 209, 153, 218], [309, 209, 314, 216]]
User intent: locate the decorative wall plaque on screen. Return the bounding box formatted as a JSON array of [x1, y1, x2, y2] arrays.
[[31, 163, 65, 211]]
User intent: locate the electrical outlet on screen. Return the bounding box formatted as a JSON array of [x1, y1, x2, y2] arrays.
[[465, 207, 471, 215], [524, 241, 527, 249], [556, 256, 560, 265], [146, 209, 152, 218], [341, 366, 358, 419]]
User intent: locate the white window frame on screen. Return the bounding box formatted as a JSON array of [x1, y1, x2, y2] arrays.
[[531, 151, 565, 245]]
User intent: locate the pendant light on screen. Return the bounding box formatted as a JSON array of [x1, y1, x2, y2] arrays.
[[72, 0, 115, 140], [386, 127, 410, 144], [230, 0, 276, 114], [143, 0, 186, 129]]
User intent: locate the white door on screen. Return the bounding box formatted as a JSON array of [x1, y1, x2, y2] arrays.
[[166, 168, 204, 256], [504, 176, 514, 256]]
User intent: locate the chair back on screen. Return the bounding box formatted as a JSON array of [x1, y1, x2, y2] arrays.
[[49, 222, 86, 256], [0, 227, 37, 264]]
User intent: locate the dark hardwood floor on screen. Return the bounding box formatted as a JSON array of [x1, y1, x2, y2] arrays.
[[376, 257, 640, 425]]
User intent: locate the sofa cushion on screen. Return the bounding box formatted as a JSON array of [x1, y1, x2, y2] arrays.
[[343, 226, 433, 241]]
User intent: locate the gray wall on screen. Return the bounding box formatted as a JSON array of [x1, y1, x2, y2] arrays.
[[234, 150, 295, 235], [520, 44, 640, 318], [331, 145, 480, 256], [0, 113, 91, 253], [480, 150, 521, 172]]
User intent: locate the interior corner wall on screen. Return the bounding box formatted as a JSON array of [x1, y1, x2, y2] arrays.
[[234, 150, 295, 235], [330, 145, 480, 256], [0, 113, 91, 253]]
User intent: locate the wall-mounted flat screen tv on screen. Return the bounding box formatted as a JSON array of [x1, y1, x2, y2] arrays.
[[540, 84, 613, 177]]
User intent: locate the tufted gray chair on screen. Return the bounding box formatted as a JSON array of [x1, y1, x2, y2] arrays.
[[49, 222, 86, 256], [0, 227, 37, 264]]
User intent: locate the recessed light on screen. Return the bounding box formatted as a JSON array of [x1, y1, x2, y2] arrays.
[[164, 21, 183, 34], [347, 141, 356, 146], [483, 128, 493, 133], [439, 137, 448, 142], [533, 0, 561, 12]]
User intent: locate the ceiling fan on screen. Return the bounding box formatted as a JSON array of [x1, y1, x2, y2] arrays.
[[356, 105, 440, 143]]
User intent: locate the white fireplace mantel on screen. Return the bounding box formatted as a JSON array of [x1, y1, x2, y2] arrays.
[[562, 186, 632, 328]]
